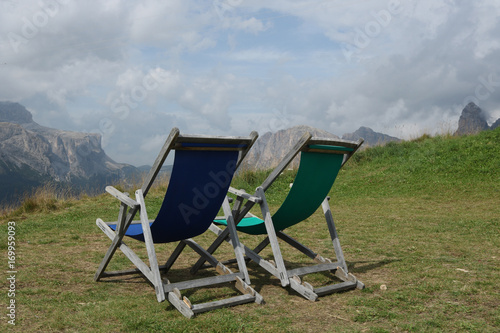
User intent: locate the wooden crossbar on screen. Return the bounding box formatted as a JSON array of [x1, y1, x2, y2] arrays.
[[286, 262, 340, 277], [191, 294, 255, 314], [314, 281, 358, 296], [163, 273, 242, 293]]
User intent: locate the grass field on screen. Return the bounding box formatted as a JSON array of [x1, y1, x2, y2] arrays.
[[1, 129, 499, 332]]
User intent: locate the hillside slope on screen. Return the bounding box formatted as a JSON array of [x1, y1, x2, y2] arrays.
[[1, 126, 498, 333], [232, 128, 500, 204], [336, 128, 500, 198], [0, 102, 139, 205]]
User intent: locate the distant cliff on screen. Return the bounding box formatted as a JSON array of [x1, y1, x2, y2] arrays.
[[0, 101, 139, 205], [240, 125, 403, 170], [241, 125, 340, 170]]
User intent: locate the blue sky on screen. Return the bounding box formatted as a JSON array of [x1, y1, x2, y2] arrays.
[[1, 0, 500, 165]]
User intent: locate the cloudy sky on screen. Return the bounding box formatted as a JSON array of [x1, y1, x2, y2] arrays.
[[1, 0, 499, 166]]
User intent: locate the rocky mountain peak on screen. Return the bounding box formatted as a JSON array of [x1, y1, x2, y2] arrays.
[[0, 101, 33, 124], [342, 126, 400, 146], [455, 102, 489, 135]]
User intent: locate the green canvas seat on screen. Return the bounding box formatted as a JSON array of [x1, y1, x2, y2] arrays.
[[192, 132, 364, 301], [215, 145, 349, 235]]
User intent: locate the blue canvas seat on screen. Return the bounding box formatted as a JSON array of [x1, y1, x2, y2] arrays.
[[94, 128, 262, 318], [109, 149, 242, 243]]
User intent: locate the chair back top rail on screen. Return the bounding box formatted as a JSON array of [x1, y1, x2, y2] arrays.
[[306, 137, 363, 150], [306, 136, 364, 168], [175, 132, 257, 148], [142, 128, 257, 195]]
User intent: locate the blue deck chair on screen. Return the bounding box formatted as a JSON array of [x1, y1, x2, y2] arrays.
[[192, 132, 364, 301], [94, 128, 263, 318]]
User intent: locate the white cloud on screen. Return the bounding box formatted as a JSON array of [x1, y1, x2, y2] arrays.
[[228, 48, 291, 63], [140, 133, 168, 153], [0, 0, 499, 165]]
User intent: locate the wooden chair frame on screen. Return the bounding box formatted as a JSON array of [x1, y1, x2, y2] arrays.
[[192, 132, 365, 301], [94, 128, 263, 318]]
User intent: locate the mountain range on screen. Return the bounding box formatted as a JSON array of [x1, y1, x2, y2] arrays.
[[240, 124, 401, 171], [1, 100, 497, 206]]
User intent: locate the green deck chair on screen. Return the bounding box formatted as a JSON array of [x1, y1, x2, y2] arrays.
[[192, 132, 364, 301]]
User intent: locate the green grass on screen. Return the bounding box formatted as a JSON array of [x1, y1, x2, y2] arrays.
[[1, 129, 499, 332]]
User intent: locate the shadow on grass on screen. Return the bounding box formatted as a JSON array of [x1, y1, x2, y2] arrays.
[[93, 257, 399, 315], [348, 258, 399, 274]]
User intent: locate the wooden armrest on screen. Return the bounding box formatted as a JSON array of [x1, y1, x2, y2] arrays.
[[106, 186, 140, 209], [228, 187, 262, 203]]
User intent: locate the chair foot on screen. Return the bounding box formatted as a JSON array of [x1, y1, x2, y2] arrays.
[[166, 283, 263, 318], [334, 266, 363, 287], [289, 275, 318, 301], [235, 276, 265, 304], [356, 280, 365, 290], [167, 288, 195, 318], [287, 270, 363, 301]]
